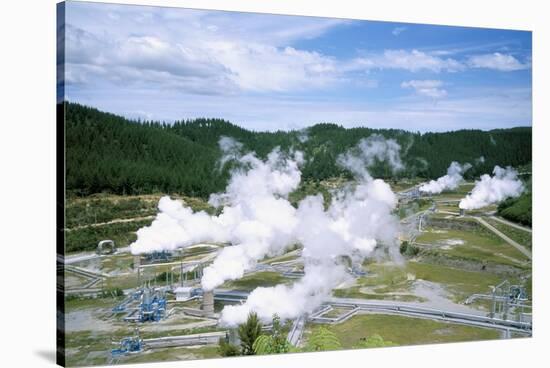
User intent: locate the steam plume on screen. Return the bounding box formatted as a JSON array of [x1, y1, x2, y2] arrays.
[[131, 134, 403, 326], [130, 137, 304, 291], [419, 161, 472, 194], [459, 166, 524, 210], [337, 134, 404, 180], [219, 137, 402, 326]]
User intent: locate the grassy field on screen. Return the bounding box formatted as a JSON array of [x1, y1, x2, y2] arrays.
[[416, 226, 529, 267], [100, 253, 135, 273], [484, 217, 532, 249], [336, 261, 509, 303], [221, 271, 290, 291], [306, 314, 501, 349], [65, 323, 223, 366], [405, 261, 503, 301], [121, 345, 221, 364], [332, 288, 425, 302]]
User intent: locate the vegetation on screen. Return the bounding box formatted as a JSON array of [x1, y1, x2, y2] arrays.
[[354, 334, 396, 349], [218, 337, 240, 357], [485, 218, 532, 249], [304, 327, 342, 352], [238, 312, 263, 355], [65, 195, 157, 228], [64, 218, 153, 253], [252, 315, 292, 355], [320, 314, 500, 348], [415, 225, 530, 266], [65, 102, 531, 198], [222, 271, 289, 291], [399, 241, 420, 257], [497, 192, 532, 226]]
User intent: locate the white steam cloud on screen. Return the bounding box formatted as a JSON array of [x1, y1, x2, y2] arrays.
[[130, 134, 403, 326], [419, 161, 472, 194], [220, 137, 402, 326], [131, 137, 304, 292], [337, 134, 404, 180], [459, 166, 524, 210]]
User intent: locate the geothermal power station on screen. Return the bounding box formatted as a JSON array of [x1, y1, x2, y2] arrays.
[[61, 136, 532, 366]]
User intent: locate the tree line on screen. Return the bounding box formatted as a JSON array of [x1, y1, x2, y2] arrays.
[[65, 102, 532, 198]]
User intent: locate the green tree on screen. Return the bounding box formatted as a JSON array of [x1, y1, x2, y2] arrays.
[[305, 327, 342, 352], [252, 314, 292, 355], [238, 312, 263, 355]]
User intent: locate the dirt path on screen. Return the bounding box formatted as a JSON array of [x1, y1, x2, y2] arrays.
[[475, 217, 532, 260], [65, 215, 155, 231], [490, 216, 532, 233]]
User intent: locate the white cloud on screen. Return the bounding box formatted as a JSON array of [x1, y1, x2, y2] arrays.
[[63, 4, 349, 95], [467, 52, 530, 71], [401, 79, 448, 98], [348, 49, 465, 73], [392, 26, 407, 36]]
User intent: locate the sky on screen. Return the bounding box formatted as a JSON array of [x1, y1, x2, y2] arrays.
[[60, 1, 532, 132]]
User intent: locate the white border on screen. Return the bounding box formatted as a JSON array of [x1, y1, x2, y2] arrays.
[[1, 1, 548, 367]]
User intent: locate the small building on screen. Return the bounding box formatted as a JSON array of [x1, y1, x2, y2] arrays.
[[174, 286, 194, 301]]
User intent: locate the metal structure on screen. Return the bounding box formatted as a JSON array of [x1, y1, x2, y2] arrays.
[[119, 286, 168, 323], [111, 328, 143, 357], [144, 251, 173, 264], [112, 289, 144, 313], [465, 280, 530, 321], [138, 287, 167, 322], [97, 240, 116, 255]]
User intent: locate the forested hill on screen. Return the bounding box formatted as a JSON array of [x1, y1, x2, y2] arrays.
[[65, 102, 532, 198]]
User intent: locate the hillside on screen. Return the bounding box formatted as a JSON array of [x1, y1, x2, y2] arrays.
[[64, 102, 532, 197]]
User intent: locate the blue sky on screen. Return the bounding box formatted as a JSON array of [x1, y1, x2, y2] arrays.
[[61, 1, 532, 132]]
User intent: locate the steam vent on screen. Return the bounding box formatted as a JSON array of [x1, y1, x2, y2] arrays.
[[202, 290, 214, 317]]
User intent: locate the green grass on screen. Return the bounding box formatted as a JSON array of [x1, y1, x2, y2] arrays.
[[65, 330, 221, 366], [436, 204, 460, 213], [104, 272, 140, 290], [405, 261, 503, 301], [121, 345, 221, 364], [336, 261, 510, 303], [485, 218, 532, 250], [332, 288, 425, 302], [322, 307, 354, 318], [310, 314, 501, 349], [333, 262, 421, 301], [65, 295, 123, 310], [100, 253, 135, 273], [416, 226, 529, 267], [221, 271, 290, 291]]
